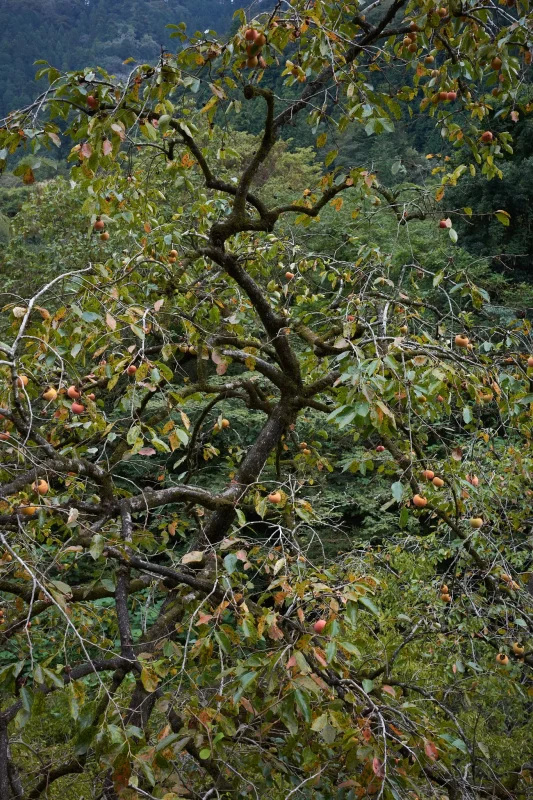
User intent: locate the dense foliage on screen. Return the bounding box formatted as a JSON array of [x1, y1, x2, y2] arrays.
[[1, 1, 533, 798]]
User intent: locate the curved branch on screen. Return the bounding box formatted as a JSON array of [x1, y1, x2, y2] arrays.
[[28, 756, 87, 799]]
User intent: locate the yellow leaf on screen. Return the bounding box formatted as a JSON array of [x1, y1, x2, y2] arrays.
[[22, 166, 35, 185], [168, 431, 180, 451], [201, 95, 218, 114], [140, 666, 159, 693]]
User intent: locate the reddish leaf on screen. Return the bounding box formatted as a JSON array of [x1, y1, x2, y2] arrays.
[[47, 131, 61, 147], [372, 757, 385, 778], [267, 623, 284, 641], [138, 447, 156, 456], [112, 753, 131, 791], [313, 647, 328, 667], [111, 123, 126, 140], [241, 697, 255, 715], [389, 723, 403, 736], [102, 139, 112, 156], [80, 142, 92, 159], [424, 739, 439, 761]]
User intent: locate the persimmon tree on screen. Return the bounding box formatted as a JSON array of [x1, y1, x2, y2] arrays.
[[1, 1, 533, 798]]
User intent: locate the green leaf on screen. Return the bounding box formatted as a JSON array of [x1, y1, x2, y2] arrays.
[[294, 688, 312, 723], [81, 311, 100, 323], [223, 553, 239, 574], [214, 630, 232, 655], [345, 601, 358, 627], [89, 534, 104, 560], [494, 209, 510, 226], [358, 596, 380, 617], [325, 641, 337, 662], [158, 114, 172, 133], [20, 686, 33, 713], [450, 738, 468, 753], [294, 652, 311, 674], [339, 641, 361, 656], [139, 759, 156, 786], [50, 579, 71, 595], [280, 697, 298, 735], [391, 481, 404, 502], [311, 712, 328, 732], [42, 668, 64, 688]]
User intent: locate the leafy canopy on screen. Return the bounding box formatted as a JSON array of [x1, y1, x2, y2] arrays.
[[1, 1, 533, 798]]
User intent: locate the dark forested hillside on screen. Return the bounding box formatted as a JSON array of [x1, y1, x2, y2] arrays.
[[0, 0, 237, 116]]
